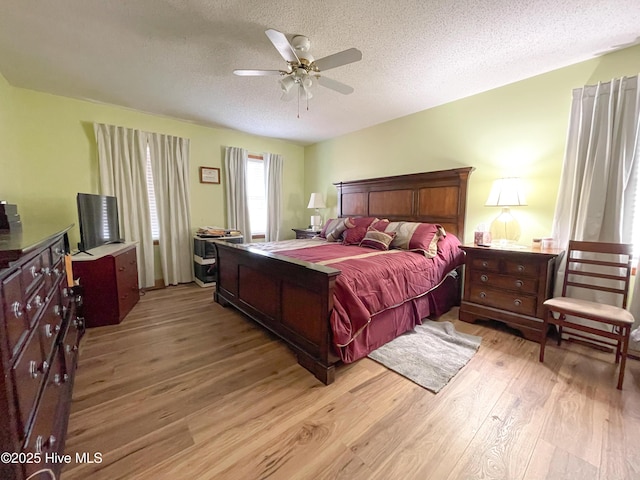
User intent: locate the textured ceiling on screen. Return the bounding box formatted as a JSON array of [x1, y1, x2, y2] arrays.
[[0, 1, 639, 146]]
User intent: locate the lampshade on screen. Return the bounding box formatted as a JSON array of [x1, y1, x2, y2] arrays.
[[485, 177, 526, 243], [485, 178, 527, 207], [307, 193, 326, 209]]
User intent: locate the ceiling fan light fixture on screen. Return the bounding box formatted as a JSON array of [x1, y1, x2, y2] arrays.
[[279, 75, 295, 93]]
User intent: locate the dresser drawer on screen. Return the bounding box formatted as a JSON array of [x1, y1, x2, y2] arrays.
[[469, 270, 538, 295], [21, 252, 46, 295], [24, 282, 47, 329], [38, 294, 64, 361], [2, 270, 29, 359], [468, 285, 537, 316], [12, 329, 46, 436], [23, 352, 65, 469], [50, 236, 67, 265]]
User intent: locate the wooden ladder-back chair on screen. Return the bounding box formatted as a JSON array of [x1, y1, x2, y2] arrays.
[[539, 240, 634, 389]]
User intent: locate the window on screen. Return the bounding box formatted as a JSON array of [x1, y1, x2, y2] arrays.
[[246, 154, 266, 236], [145, 144, 160, 240]]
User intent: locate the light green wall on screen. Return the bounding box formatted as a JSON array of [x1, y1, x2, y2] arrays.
[[0, 73, 20, 200], [0, 86, 305, 249], [305, 44, 640, 245]]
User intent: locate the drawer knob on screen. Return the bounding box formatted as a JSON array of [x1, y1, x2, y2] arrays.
[[54, 373, 68, 386], [514, 299, 522, 307], [62, 287, 69, 298], [43, 267, 51, 276], [35, 435, 43, 453], [29, 360, 39, 379], [53, 267, 61, 277], [480, 274, 488, 282], [517, 265, 525, 272], [54, 246, 65, 255], [11, 301, 23, 318], [30, 265, 41, 279], [119, 266, 125, 272], [479, 292, 486, 299], [44, 323, 53, 338], [66, 344, 78, 354], [54, 305, 61, 316], [34, 295, 44, 307], [515, 280, 523, 288], [482, 261, 489, 268]]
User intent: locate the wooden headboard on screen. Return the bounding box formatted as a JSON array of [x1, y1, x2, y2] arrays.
[[334, 167, 474, 240]]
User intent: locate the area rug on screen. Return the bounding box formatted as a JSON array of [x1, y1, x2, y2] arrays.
[[368, 320, 482, 393]]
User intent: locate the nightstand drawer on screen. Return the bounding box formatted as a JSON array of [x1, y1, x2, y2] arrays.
[[468, 285, 537, 316], [471, 256, 500, 272], [504, 259, 539, 277], [469, 270, 538, 294]]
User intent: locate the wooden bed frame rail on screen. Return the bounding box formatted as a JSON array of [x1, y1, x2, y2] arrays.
[[214, 242, 341, 384]]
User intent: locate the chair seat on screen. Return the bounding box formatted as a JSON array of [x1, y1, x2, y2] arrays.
[[544, 296, 634, 326]]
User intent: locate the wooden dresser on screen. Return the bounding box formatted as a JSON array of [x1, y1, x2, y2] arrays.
[[72, 243, 139, 328], [0, 224, 84, 480], [459, 244, 562, 342]]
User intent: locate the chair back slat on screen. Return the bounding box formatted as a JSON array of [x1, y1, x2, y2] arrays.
[[565, 268, 630, 283], [561, 240, 633, 309]]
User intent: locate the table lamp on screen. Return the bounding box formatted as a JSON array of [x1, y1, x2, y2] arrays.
[[307, 192, 326, 230], [485, 177, 527, 243]]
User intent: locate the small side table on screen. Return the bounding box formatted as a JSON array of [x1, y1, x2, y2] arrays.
[[458, 244, 563, 342], [292, 228, 321, 239]]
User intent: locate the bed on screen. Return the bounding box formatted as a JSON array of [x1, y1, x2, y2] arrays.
[[213, 167, 474, 384]]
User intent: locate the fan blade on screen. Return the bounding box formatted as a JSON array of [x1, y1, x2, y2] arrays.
[[265, 29, 299, 64], [233, 69, 284, 76], [316, 76, 354, 95], [313, 48, 362, 72]]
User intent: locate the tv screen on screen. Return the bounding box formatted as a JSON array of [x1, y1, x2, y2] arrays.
[[77, 193, 122, 252]]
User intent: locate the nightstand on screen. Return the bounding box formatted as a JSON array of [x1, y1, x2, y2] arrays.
[[292, 228, 321, 239], [458, 244, 563, 342]]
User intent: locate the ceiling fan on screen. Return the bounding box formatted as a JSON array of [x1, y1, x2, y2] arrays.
[[234, 29, 362, 111]]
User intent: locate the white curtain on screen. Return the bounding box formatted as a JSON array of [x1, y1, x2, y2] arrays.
[[94, 123, 155, 288], [551, 75, 640, 343], [224, 146, 251, 241], [552, 76, 639, 253], [264, 152, 283, 242], [148, 133, 193, 286]]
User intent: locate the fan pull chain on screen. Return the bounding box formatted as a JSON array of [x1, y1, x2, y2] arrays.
[[297, 85, 300, 119]]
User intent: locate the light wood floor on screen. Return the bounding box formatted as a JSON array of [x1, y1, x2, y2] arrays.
[[62, 283, 640, 480]]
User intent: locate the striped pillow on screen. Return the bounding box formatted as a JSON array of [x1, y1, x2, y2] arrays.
[[359, 228, 396, 251], [384, 222, 446, 258], [326, 217, 355, 242]]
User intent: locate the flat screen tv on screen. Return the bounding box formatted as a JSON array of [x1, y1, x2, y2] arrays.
[[77, 193, 122, 252]]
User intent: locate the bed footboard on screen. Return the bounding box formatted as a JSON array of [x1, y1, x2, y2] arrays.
[[213, 241, 341, 384]]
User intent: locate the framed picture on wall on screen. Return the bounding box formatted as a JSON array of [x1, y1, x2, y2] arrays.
[[200, 166, 220, 184]]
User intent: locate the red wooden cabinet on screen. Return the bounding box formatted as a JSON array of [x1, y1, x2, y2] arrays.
[[72, 243, 140, 328]]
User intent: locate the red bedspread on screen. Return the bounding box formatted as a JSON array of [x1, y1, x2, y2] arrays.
[[276, 234, 463, 361]]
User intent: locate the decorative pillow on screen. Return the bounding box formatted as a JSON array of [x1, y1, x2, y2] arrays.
[[326, 217, 355, 242], [370, 218, 390, 231], [385, 222, 446, 257], [319, 218, 340, 238], [359, 228, 396, 251], [342, 217, 378, 245]]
